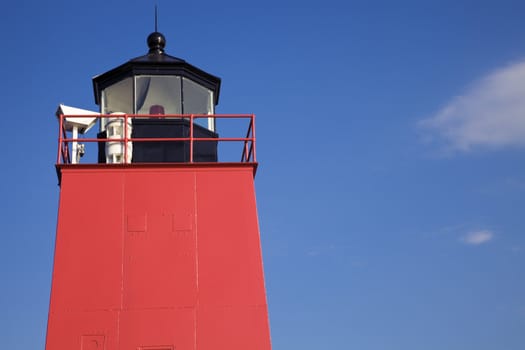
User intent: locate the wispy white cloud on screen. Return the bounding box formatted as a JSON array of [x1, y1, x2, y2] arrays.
[[419, 60, 525, 152], [306, 244, 336, 257], [505, 177, 525, 191], [306, 250, 321, 257], [510, 245, 522, 253], [461, 230, 494, 245]]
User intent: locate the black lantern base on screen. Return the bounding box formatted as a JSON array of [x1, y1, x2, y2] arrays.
[[97, 119, 218, 163]]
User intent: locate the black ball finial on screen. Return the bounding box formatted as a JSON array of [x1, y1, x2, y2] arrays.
[[147, 32, 166, 54]]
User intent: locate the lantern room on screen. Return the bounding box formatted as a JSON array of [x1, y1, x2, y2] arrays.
[[92, 31, 222, 163]]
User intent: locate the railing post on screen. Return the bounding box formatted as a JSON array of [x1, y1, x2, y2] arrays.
[[124, 114, 128, 164], [62, 127, 69, 164], [189, 114, 194, 163], [251, 114, 256, 162], [57, 114, 63, 164]]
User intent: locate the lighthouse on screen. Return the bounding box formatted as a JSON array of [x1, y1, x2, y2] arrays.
[[46, 32, 272, 350]]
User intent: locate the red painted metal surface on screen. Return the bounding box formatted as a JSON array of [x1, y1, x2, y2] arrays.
[[46, 164, 271, 350]]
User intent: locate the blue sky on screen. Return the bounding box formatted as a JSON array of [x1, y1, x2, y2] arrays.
[[1, 0, 525, 349]]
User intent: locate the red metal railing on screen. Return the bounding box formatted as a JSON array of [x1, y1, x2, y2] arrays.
[[57, 114, 256, 165]]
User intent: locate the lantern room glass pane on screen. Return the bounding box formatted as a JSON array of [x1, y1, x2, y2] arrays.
[[182, 77, 214, 129], [102, 77, 133, 114], [135, 76, 182, 115], [182, 77, 213, 114], [101, 77, 133, 131]]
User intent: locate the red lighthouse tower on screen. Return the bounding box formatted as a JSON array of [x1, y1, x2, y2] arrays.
[[46, 32, 271, 350]]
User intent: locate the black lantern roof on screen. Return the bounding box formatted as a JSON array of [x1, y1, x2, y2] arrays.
[[92, 32, 221, 106]]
